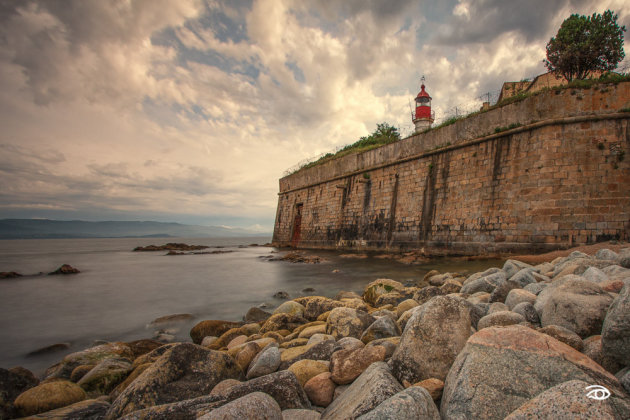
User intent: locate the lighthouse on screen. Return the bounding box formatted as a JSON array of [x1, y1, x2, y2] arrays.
[[413, 77, 434, 132]]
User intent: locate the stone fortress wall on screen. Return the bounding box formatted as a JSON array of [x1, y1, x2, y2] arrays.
[[272, 82, 630, 255]]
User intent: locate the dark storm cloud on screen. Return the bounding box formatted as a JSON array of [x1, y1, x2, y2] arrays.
[[435, 0, 593, 45]]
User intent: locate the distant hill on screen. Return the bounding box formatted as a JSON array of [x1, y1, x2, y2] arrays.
[[0, 219, 271, 239]]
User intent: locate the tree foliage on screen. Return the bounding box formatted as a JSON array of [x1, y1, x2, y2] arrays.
[[544, 10, 626, 81], [339, 122, 401, 153]]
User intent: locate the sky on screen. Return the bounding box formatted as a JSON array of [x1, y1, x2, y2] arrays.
[[0, 0, 628, 232]]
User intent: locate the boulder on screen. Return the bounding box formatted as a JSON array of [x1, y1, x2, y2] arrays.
[[505, 289, 537, 310], [109, 363, 152, 401], [411, 286, 444, 306], [374, 292, 405, 307], [601, 283, 630, 366], [503, 260, 533, 279], [330, 345, 386, 385], [512, 302, 540, 324], [278, 339, 341, 370], [356, 386, 440, 420], [197, 392, 282, 420], [321, 362, 403, 420], [209, 379, 241, 396], [105, 343, 242, 419], [261, 313, 308, 334], [391, 295, 472, 383], [77, 357, 132, 394], [14, 380, 87, 417], [504, 379, 630, 420], [582, 335, 623, 374], [46, 342, 133, 380], [360, 316, 401, 344], [362, 279, 404, 306], [234, 342, 261, 371], [298, 324, 327, 339], [48, 264, 80, 275], [293, 296, 344, 321], [247, 344, 281, 379], [274, 301, 306, 318], [489, 278, 522, 303], [582, 266, 609, 283], [0, 367, 40, 419], [538, 325, 584, 351], [244, 307, 272, 323], [460, 271, 506, 295], [281, 409, 322, 420], [440, 325, 624, 420], [340, 298, 369, 312], [288, 360, 329, 387], [307, 333, 335, 346], [366, 337, 400, 358], [509, 268, 537, 287], [524, 282, 547, 295], [190, 320, 243, 344], [477, 311, 525, 330], [130, 343, 176, 369], [335, 291, 362, 300], [595, 248, 619, 261], [304, 372, 335, 407], [18, 398, 110, 419], [326, 307, 374, 340], [539, 278, 613, 338], [414, 378, 444, 401]]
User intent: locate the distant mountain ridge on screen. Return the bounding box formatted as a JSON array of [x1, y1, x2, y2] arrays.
[[0, 219, 271, 239]]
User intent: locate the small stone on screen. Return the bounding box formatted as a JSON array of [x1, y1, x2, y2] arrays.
[[512, 302, 540, 324], [304, 372, 336, 407], [360, 316, 401, 344], [477, 311, 525, 330], [48, 264, 80, 275], [227, 335, 248, 350], [288, 360, 330, 387], [247, 344, 281, 379], [274, 301, 306, 317], [244, 307, 272, 323], [14, 380, 86, 416], [505, 289, 537, 310], [209, 378, 241, 396], [274, 291, 290, 299], [330, 345, 386, 385], [201, 336, 218, 347], [356, 386, 440, 420]]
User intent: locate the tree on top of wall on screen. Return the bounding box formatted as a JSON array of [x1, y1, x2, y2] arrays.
[[544, 10, 626, 81]]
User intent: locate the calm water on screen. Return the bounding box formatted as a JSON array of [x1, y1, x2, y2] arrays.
[[0, 237, 503, 375]]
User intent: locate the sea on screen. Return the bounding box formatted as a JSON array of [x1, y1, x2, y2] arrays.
[[0, 237, 503, 375]]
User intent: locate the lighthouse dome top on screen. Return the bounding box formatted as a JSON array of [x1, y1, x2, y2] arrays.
[[416, 83, 431, 100]]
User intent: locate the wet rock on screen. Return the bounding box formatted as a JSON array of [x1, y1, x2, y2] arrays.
[[505, 289, 537, 309], [512, 302, 540, 324], [27, 343, 71, 357], [105, 343, 242, 419], [261, 313, 308, 334], [601, 283, 630, 366], [14, 380, 87, 417], [20, 399, 110, 419], [244, 307, 272, 323], [190, 320, 243, 345], [538, 325, 584, 351], [321, 362, 403, 420], [391, 295, 472, 383], [326, 307, 374, 340], [360, 316, 401, 344], [48, 264, 80, 275], [302, 287, 316, 293], [247, 344, 281, 380], [198, 392, 282, 420], [0, 367, 39, 419], [47, 342, 133, 380], [539, 278, 613, 338], [274, 291, 290, 299], [147, 313, 194, 328], [356, 386, 440, 420], [0, 271, 22, 278], [330, 345, 386, 385], [293, 296, 344, 321], [362, 279, 404, 306], [504, 379, 630, 420], [304, 372, 335, 407], [273, 301, 305, 317], [288, 360, 329, 387], [477, 311, 525, 330], [440, 325, 624, 420], [125, 339, 163, 359], [77, 357, 132, 394]]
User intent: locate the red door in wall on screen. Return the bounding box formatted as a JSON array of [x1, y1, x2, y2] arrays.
[[291, 204, 303, 248]]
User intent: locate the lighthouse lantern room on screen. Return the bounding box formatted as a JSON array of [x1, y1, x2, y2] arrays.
[[413, 76, 434, 132]]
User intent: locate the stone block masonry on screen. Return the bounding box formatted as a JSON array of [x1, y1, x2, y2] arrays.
[[273, 83, 630, 255]]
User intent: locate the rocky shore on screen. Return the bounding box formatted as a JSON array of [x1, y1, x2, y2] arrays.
[[1, 248, 630, 419]]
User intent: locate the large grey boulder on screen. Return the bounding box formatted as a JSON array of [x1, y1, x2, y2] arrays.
[[105, 343, 242, 419], [504, 379, 630, 419], [602, 283, 630, 366], [391, 295, 471, 383], [538, 277, 613, 338], [441, 325, 625, 420], [356, 386, 439, 420], [247, 344, 280, 379], [460, 272, 506, 295], [503, 260, 534, 279], [511, 302, 540, 324], [321, 362, 403, 420], [198, 392, 282, 420], [360, 316, 400, 344]]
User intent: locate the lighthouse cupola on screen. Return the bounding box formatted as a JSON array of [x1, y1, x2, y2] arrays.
[[413, 77, 434, 132]]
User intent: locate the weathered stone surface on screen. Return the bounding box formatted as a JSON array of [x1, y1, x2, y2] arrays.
[[130, 343, 176, 369], [582, 335, 623, 374], [48, 264, 80, 275], [244, 306, 272, 322], [282, 408, 321, 420], [326, 307, 374, 340], [298, 324, 327, 339], [209, 378, 241, 396], [190, 320, 243, 344], [360, 316, 401, 344], [391, 295, 472, 383], [337, 337, 364, 351], [510, 268, 537, 287], [582, 266, 609, 283], [307, 333, 335, 346], [523, 282, 547, 295], [330, 345, 386, 385], [414, 378, 443, 401], [77, 357, 132, 394], [621, 369, 630, 394], [411, 286, 444, 306], [0, 367, 39, 419], [293, 296, 344, 321], [504, 379, 630, 420], [288, 360, 329, 387], [505, 289, 537, 310], [261, 313, 309, 334], [460, 271, 506, 295], [395, 299, 418, 318], [396, 306, 421, 332], [197, 392, 282, 420], [489, 279, 522, 303], [234, 342, 261, 371], [247, 344, 281, 379], [440, 325, 624, 420], [321, 362, 403, 420], [227, 335, 248, 350], [477, 311, 525, 330], [363, 279, 404, 306], [46, 342, 133, 380], [340, 298, 369, 312], [602, 283, 630, 366], [366, 337, 400, 358], [487, 301, 509, 314], [274, 301, 306, 318], [374, 292, 405, 307], [304, 372, 335, 407], [279, 339, 341, 370], [512, 302, 540, 324], [105, 343, 242, 419], [503, 260, 534, 279], [538, 325, 584, 351], [356, 386, 440, 420], [335, 291, 362, 300], [20, 398, 110, 419], [14, 380, 87, 417]]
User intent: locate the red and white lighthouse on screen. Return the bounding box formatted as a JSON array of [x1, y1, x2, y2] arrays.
[[413, 77, 434, 132]]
